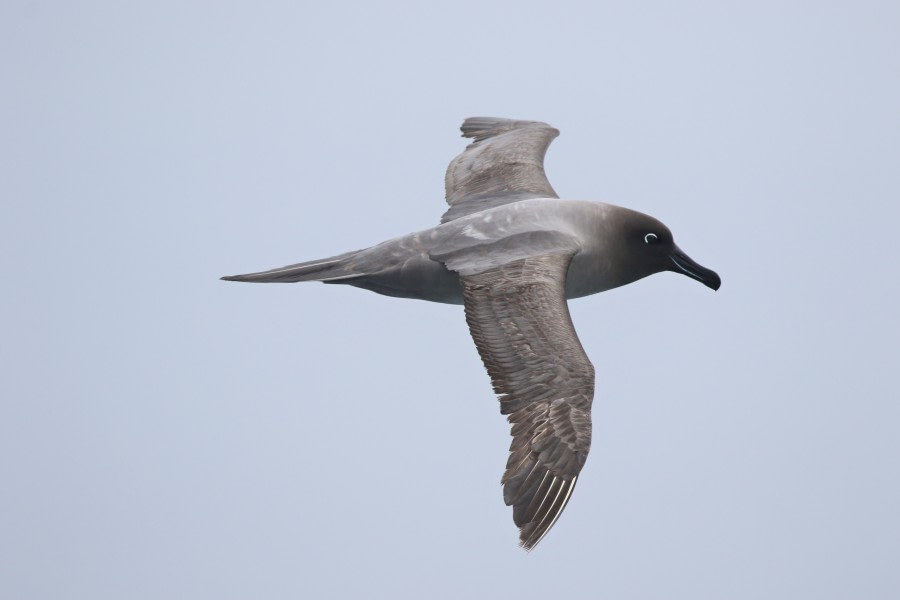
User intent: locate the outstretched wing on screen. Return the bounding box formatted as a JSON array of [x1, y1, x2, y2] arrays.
[[459, 253, 594, 550], [442, 117, 560, 223]]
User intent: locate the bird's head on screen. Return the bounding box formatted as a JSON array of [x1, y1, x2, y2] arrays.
[[607, 207, 721, 291]]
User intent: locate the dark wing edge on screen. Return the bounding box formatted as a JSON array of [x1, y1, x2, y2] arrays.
[[442, 117, 560, 223], [459, 253, 594, 550]]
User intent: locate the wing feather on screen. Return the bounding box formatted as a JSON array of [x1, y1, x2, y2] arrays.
[[442, 117, 560, 223], [458, 253, 594, 550]]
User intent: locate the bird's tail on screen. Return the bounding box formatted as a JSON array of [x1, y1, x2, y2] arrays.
[[221, 249, 363, 283]]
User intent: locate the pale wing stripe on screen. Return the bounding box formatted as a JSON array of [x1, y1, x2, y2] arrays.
[[524, 479, 568, 548], [529, 475, 557, 527], [528, 476, 577, 550], [518, 469, 553, 521]]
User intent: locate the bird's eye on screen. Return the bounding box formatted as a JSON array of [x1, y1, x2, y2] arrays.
[[644, 233, 659, 244]]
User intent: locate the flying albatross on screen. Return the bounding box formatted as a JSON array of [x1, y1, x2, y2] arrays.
[[223, 117, 721, 550]]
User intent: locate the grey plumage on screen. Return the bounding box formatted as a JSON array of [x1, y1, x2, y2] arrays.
[[223, 117, 721, 550], [442, 118, 559, 223]]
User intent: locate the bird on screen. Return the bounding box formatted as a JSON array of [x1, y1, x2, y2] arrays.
[[222, 117, 721, 550]]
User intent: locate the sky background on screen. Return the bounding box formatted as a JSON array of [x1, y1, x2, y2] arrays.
[[3, 1, 899, 598]]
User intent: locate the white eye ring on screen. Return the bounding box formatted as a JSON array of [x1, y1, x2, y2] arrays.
[[644, 233, 658, 244]]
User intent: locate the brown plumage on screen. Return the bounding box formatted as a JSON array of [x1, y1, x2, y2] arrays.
[[461, 253, 593, 549]]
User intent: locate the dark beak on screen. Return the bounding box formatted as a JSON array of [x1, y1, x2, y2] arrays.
[[670, 248, 721, 291]]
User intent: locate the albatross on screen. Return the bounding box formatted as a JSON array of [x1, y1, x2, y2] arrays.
[[223, 117, 721, 550]]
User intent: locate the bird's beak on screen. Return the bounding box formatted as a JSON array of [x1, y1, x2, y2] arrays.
[[669, 248, 721, 291]]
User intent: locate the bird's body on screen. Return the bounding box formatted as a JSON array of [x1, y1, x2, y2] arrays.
[[223, 117, 720, 549], [226, 198, 676, 303]]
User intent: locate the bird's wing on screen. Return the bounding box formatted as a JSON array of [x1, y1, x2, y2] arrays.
[[442, 117, 560, 223], [457, 251, 594, 550]]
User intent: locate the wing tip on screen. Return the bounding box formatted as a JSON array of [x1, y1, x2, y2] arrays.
[[515, 475, 578, 551], [460, 117, 558, 142]]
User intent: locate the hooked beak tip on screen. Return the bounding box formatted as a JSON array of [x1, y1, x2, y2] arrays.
[[671, 252, 721, 291]]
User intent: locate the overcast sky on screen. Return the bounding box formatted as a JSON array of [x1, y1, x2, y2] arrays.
[[3, 1, 899, 598]]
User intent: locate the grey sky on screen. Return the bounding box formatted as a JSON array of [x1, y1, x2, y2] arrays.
[[2, 1, 899, 598]]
